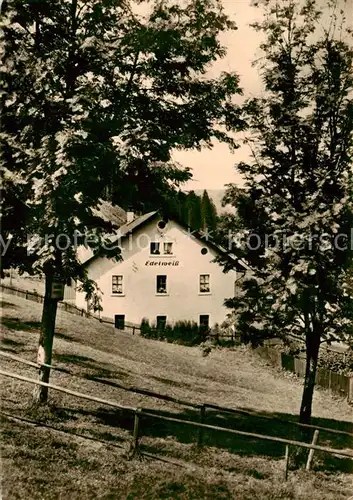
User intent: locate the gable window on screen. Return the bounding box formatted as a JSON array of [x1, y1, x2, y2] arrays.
[[156, 316, 167, 330], [150, 242, 160, 255], [112, 275, 123, 294], [156, 275, 167, 294], [163, 242, 173, 255], [199, 274, 210, 293]]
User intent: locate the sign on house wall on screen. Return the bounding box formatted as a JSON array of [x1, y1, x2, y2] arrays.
[[145, 260, 180, 267]]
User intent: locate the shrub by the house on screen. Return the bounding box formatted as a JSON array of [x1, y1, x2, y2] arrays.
[[139, 319, 208, 345]]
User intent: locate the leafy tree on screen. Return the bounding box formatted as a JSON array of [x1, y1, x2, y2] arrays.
[[1, 0, 244, 402], [201, 189, 218, 231], [217, 0, 353, 424], [0, 170, 30, 276], [110, 159, 191, 215], [179, 191, 189, 224]]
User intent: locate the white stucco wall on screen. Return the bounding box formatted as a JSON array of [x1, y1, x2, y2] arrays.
[[76, 218, 238, 327]]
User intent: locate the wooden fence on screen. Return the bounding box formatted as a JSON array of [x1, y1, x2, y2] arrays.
[[1, 365, 352, 481], [2, 348, 352, 437], [0, 283, 140, 334], [1, 283, 233, 340], [255, 346, 353, 403]]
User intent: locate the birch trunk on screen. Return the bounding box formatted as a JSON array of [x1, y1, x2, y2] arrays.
[[33, 272, 58, 403]]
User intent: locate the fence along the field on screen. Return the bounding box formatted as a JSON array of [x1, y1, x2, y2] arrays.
[[1, 283, 234, 339], [255, 346, 353, 402], [1, 349, 352, 439], [0, 283, 139, 333], [1, 367, 352, 484], [1, 283, 89, 316]]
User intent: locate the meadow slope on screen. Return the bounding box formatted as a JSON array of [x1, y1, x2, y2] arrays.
[[1, 293, 352, 500]]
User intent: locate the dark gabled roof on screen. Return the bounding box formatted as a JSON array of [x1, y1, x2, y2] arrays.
[[83, 210, 249, 272], [92, 200, 127, 227], [113, 211, 158, 239]]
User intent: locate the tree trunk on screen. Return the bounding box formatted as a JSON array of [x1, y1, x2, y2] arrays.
[[33, 272, 58, 403], [299, 332, 320, 424]]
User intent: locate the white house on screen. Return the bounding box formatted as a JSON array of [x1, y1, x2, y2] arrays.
[[75, 211, 248, 329]]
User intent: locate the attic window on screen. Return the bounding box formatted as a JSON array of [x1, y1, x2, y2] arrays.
[[163, 242, 173, 255], [150, 242, 160, 255]]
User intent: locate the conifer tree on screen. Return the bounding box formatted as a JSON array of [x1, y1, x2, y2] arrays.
[[201, 189, 218, 231], [186, 191, 203, 230]]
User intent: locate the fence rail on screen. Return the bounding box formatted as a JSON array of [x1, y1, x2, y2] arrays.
[[2, 283, 352, 471], [1, 366, 352, 485], [2, 349, 352, 439], [0, 283, 140, 334], [1, 283, 238, 340]]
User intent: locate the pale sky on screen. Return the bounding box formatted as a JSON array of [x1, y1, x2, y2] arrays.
[[178, 0, 264, 190], [177, 0, 353, 191]]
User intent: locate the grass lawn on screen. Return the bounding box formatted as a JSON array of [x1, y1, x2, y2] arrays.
[[1, 273, 46, 295], [1, 293, 352, 499]]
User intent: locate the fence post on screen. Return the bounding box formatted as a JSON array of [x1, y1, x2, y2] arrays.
[[284, 445, 290, 481], [132, 326, 135, 335], [197, 404, 206, 447], [305, 430, 319, 471], [348, 377, 353, 403], [130, 408, 142, 458]]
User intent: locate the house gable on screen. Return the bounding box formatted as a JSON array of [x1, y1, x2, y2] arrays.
[[76, 213, 248, 326]]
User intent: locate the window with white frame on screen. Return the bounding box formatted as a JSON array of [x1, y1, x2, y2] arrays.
[[112, 275, 123, 294], [150, 242, 160, 255], [199, 274, 210, 293], [163, 242, 173, 255], [156, 275, 167, 294]]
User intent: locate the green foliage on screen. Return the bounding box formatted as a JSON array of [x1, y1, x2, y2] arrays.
[[1, 0, 244, 285], [140, 318, 151, 335], [186, 191, 203, 230], [201, 189, 218, 231], [87, 293, 103, 314], [318, 349, 353, 376], [275, 339, 353, 376], [163, 189, 218, 232], [218, 0, 353, 346], [139, 319, 208, 345], [216, 0, 353, 422]]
